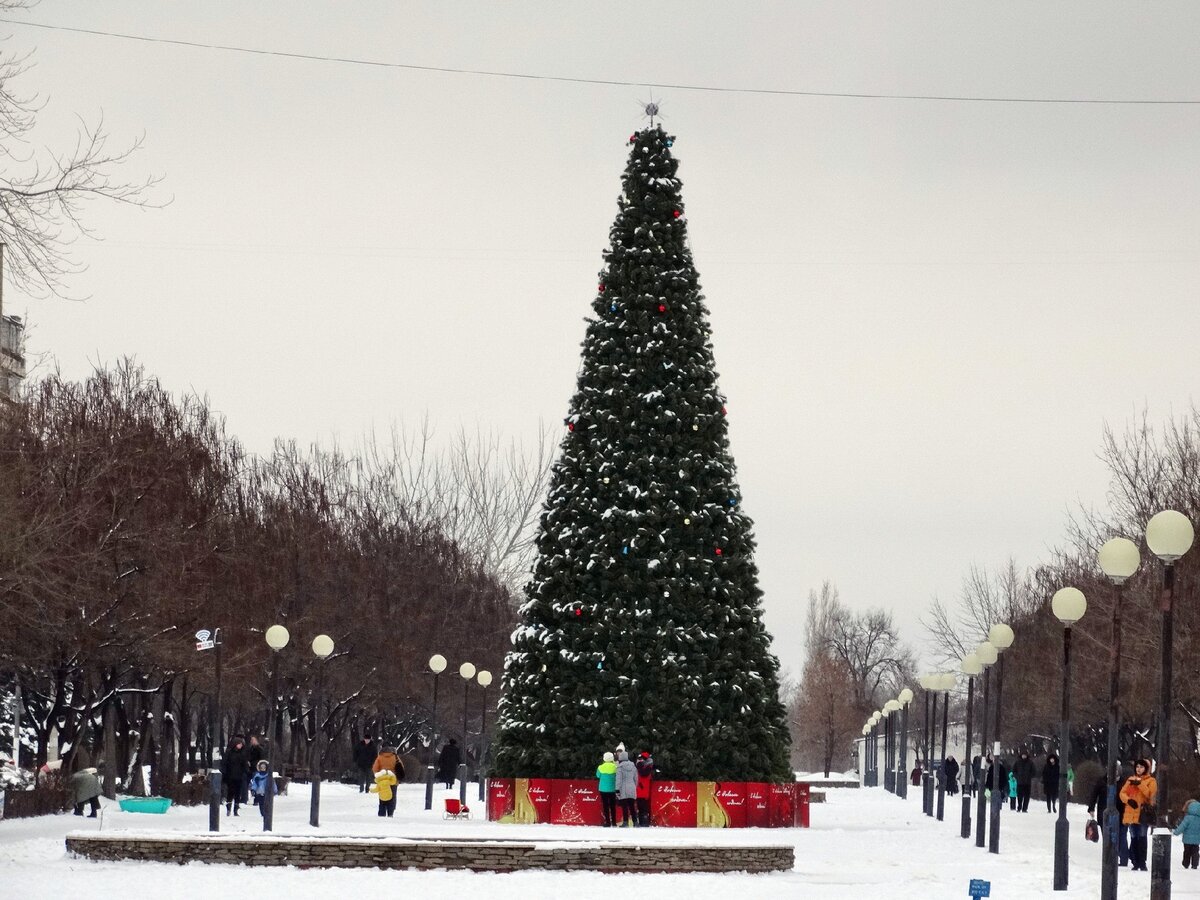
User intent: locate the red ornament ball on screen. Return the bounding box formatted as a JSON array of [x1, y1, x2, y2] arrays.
[[672, 209, 682, 218], [599, 283, 606, 292], [629, 133, 638, 144], [575, 608, 582, 617], [721, 405, 728, 415], [658, 304, 666, 313], [714, 547, 723, 556], [567, 422, 575, 432]]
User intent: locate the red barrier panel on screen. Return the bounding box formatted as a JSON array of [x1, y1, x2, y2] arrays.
[[714, 782, 747, 828], [795, 783, 811, 828], [745, 782, 770, 828], [653, 781, 698, 828], [768, 782, 796, 828], [550, 780, 604, 826], [487, 778, 514, 822]]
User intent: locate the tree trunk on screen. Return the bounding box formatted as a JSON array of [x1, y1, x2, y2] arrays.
[[102, 697, 117, 799]]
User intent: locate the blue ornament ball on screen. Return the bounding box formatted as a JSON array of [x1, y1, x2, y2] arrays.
[[611, 302, 617, 312]]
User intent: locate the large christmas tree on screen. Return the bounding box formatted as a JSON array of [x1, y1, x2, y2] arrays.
[[491, 126, 791, 782]]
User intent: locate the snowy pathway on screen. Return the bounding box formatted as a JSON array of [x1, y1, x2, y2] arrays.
[[2, 782, 1198, 898]]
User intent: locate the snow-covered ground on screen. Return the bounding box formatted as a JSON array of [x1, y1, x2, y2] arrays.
[[2, 781, 1198, 898]]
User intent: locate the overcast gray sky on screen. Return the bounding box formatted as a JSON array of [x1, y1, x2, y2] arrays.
[[7, 1, 1199, 677]]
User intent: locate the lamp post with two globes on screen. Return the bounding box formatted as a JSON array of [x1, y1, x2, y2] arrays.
[[1051, 587, 1087, 890]]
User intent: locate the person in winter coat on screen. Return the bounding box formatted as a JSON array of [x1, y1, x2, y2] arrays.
[[615, 751, 638, 827], [635, 752, 654, 826], [1042, 754, 1061, 813], [67, 766, 102, 817], [352, 737, 377, 793], [1007, 769, 1018, 810], [245, 736, 265, 803], [1173, 798, 1200, 870], [596, 751, 618, 827], [1119, 758, 1158, 871], [983, 753, 1006, 804], [971, 756, 982, 797], [221, 735, 251, 816], [943, 756, 960, 796], [249, 760, 276, 817], [1012, 751, 1035, 812], [436, 739, 463, 789], [910, 764, 923, 787], [371, 767, 398, 817], [372, 746, 405, 787]]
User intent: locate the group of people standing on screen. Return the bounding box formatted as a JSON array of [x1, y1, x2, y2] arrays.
[[596, 742, 654, 827], [219, 734, 275, 818]]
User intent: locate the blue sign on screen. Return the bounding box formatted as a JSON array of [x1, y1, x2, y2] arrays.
[[969, 880, 991, 898]]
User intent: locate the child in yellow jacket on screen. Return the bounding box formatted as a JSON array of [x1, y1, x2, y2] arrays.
[[371, 768, 398, 817]]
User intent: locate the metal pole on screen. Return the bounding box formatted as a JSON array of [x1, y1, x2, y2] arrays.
[[923, 691, 932, 812], [898, 701, 909, 800], [478, 685, 488, 803], [884, 713, 892, 793], [1101, 579, 1123, 900], [263, 654, 279, 832], [1054, 625, 1073, 890], [209, 631, 223, 833], [962, 674, 974, 838], [462, 678, 471, 761], [458, 762, 467, 807], [976, 667, 991, 848], [989, 654, 1005, 854], [926, 692, 938, 816], [937, 690, 948, 821], [1151, 563, 1176, 900], [425, 672, 439, 811], [309, 660, 323, 828]]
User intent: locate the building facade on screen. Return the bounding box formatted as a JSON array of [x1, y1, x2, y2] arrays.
[[0, 311, 24, 400]]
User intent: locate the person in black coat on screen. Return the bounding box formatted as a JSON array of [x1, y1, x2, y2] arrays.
[[984, 752, 1007, 804], [352, 736, 377, 793], [1012, 751, 1035, 812], [971, 755, 982, 796], [943, 756, 961, 796], [245, 736, 265, 804], [1087, 767, 1133, 866], [436, 738, 463, 789], [1042, 753, 1061, 812], [221, 735, 251, 816]]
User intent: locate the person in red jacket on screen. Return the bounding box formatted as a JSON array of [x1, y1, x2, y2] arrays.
[[635, 751, 654, 826]]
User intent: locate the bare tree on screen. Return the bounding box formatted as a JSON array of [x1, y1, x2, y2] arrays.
[[0, 2, 161, 297]]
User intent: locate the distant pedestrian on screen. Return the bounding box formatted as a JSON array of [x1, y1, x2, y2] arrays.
[[943, 756, 960, 796], [67, 766, 102, 817], [596, 751, 617, 827], [246, 736, 265, 804], [249, 760, 276, 818], [635, 751, 654, 826], [353, 736, 376, 793], [1013, 751, 1034, 812], [373, 745, 405, 789], [1042, 754, 1061, 813], [983, 752, 1006, 805], [371, 768, 398, 817], [1173, 798, 1200, 870], [436, 739, 462, 789], [221, 735, 251, 816], [615, 751, 638, 827], [1008, 768, 1018, 810], [971, 756, 982, 797], [910, 764, 922, 787]]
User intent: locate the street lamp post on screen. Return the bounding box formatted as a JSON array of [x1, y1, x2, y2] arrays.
[[262, 624, 290, 832], [961, 653, 982, 839], [975, 640, 998, 849], [477, 669, 492, 802], [861, 723, 871, 785], [885, 700, 901, 794], [426, 654, 447, 811], [988, 623, 1014, 855], [1146, 510, 1194, 900], [459, 662, 476, 807], [935, 673, 954, 822], [1098, 536, 1140, 900], [870, 712, 881, 786], [309, 634, 335, 828], [921, 675, 936, 816], [1051, 587, 1087, 890], [898, 688, 914, 800]]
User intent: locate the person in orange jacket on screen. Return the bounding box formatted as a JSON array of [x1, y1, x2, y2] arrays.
[[1119, 758, 1158, 871], [370, 767, 398, 817]]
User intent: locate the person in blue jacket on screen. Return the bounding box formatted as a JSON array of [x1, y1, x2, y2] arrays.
[[1174, 799, 1200, 870], [249, 760, 277, 818]]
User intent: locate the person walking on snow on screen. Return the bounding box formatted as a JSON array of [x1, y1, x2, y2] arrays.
[[353, 736, 376, 793], [221, 735, 251, 816], [249, 760, 276, 817], [436, 739, 462, 789], [1013, 750, 1035, 812], [615, 751, 638, 827], [1042, 754, 1061, 813], [943, 756, 960, 796], [371, 767, 398, 817], [372, 745, 405, 788], [1119, 758, 1158, 871], [1173, 798, 1200, 870], [67, 766, 102, 817], [596, 751, 618, 827]]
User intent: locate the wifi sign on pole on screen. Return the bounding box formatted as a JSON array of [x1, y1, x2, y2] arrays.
[[195, 629, 215, 652]]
